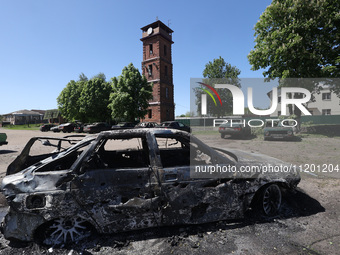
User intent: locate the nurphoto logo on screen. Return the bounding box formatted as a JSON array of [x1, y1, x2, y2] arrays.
[[200, 82, 312, 116]]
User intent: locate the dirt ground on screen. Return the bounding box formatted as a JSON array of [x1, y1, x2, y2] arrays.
[[0, 128, 339, 255]]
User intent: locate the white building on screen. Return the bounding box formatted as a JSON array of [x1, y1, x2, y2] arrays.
[[2, 109, 44, 125], [267, 85, 340, 116]]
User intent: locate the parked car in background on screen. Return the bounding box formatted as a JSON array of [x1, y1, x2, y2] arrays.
[[84, 122, 111, 133], [0, 133, 8, 146], [58, 123, 75, 133], [218, 118, 251, 138], [135, 122, 159, 128], [50, 125, 61, 132], [263, 120, 296, 141], [159, 121, 191, 133], [40, 124, 56, 132], [74, 123, 85, 133], [111, 122, 135, 130]]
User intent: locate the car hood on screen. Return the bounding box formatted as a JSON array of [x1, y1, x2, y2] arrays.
[[211, 147, 300, 186], [1, 166, 72, 197]]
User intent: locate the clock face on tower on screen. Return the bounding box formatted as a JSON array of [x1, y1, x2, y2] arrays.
[[147, 27, 153, 35]]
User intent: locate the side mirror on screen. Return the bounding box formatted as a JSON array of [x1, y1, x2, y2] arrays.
[[56, 172, 77, 187]]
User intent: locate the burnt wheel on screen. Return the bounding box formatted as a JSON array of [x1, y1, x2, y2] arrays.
[[261, 184, 282, 216], [38, 216, 93, 245], [220, 133, 225, 139]]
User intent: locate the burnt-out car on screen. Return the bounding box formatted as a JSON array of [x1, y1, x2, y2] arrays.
[[1, 129, 300, 245]]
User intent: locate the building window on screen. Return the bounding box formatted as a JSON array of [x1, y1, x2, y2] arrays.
[[164, 45, 167, 56], [166, 87, 169, 98], [148, 109, 152, 119], [278, 96, 281, 103], [148, 65, 152, 76], [149, 44, 153, 55], [322, 109, 331, 115], [166, 109, 170, 119], [322, 93, 331, 100], [165, 65, 168, 77], [278, 111, 281, 116]]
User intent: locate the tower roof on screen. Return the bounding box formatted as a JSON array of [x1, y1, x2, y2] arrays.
[[141, 20, 173, 33]]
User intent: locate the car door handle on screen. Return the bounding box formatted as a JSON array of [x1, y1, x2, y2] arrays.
[[165, 173, 177, 181], [80, 176, 95, 182]]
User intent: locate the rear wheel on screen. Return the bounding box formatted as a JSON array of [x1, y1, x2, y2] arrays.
[[260, 184, 282, 216], [220, 133, 225, 139], [37, 216, 93, 245]]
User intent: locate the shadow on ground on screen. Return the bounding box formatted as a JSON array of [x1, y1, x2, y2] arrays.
[[222, 134, 257, 140], [0, 150, 17, 155], [263, 136, 302, 142]]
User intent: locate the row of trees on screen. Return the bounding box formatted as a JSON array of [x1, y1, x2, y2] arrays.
[[57, 63, 153, 123]]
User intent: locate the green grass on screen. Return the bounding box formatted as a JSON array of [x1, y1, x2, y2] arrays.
[[299, 133, 340, 139], [192, 130, 218, 136], [2, 124, 41, 131]]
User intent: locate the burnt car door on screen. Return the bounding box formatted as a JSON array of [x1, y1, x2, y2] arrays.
[[153, 132, 245, 225], [70, 133, 163, 233]]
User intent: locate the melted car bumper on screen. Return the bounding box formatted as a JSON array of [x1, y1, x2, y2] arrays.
[[2, 210, 45, 242]]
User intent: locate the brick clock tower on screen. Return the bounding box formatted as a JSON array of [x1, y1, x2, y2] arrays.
[[141, 20, 175, 123]]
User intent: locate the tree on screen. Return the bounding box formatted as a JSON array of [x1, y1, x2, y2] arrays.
[[78, 77, 112, 123], [57, 74, 112, 123], [78, 73, 88, 82], [248, 0, 339, 86], [195, 57, 241, 117], [109, 63, 153, 122], [91, 72, 106, 81], [57, 80, 84, 122], [185, 111, 195, 117], [248, 0, 339, 125]]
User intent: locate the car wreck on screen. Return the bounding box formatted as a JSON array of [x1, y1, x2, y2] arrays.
[[1, 129, 300, 245]]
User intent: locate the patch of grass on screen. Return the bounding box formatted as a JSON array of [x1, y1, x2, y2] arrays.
[[192, 130, 218, 136], [300, 133, 340, 139], [3, 124, 41, 131]]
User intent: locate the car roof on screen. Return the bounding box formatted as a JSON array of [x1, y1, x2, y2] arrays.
[[98, 128, 188, 138]]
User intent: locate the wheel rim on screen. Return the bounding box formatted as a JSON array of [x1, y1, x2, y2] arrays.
[[262, 184, 282, 216], [43, 216, 91, 245]]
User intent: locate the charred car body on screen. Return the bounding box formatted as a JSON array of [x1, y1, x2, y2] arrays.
[[1, 129, 300, 245]]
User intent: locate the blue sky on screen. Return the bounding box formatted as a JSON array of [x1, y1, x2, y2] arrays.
[[0, 0, 274, 116]]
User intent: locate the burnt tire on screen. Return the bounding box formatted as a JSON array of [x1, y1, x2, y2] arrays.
[[220, 133, 225, 139], [36, 216, 93, 245], [260, 184, 282, 216]]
